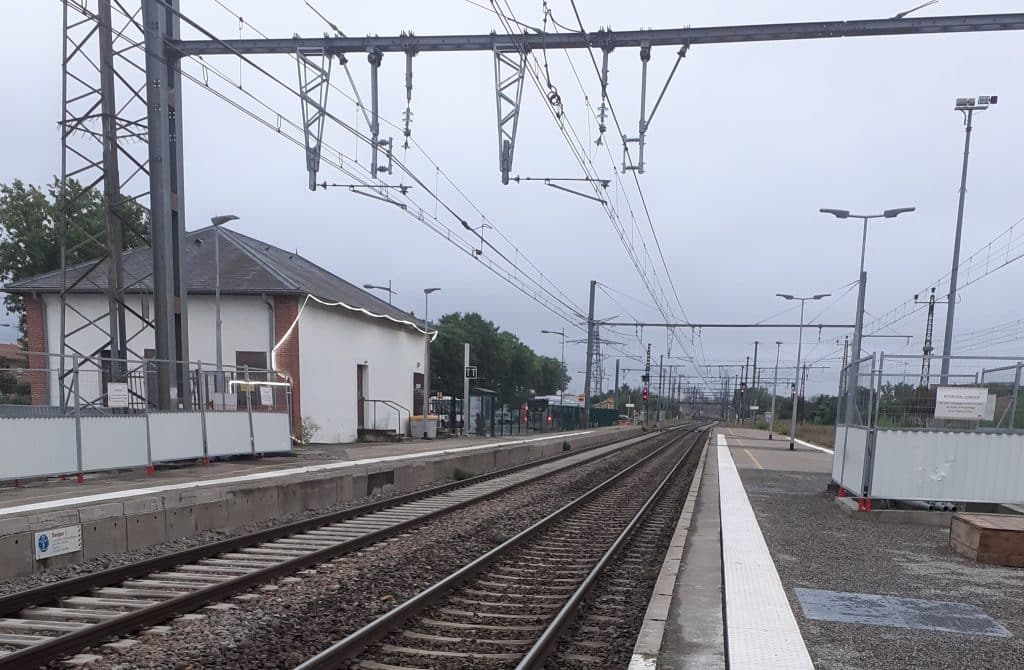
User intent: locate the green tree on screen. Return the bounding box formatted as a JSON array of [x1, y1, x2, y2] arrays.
[[0, 178, 149, 344], [430, 312, 569, 406]]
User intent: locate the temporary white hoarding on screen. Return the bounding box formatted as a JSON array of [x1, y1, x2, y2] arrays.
[[934, 386, 988, 420], [34, 525, 82, 560]]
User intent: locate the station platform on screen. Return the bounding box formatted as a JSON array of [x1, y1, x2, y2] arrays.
[[0, 426, 639, 581], [633, 426, 1024, 669]]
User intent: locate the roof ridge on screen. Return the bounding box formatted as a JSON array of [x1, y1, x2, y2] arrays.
[[219, 229, 299, 291]]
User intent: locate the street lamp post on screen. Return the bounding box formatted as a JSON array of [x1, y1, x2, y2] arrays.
[[777, 293, 830, 450], [941, 95, 997, 383], [820, 206, 914, 422], [362, 281, 396, 304], [210, 215, 240, 393], [540, 329, 566, 399], [769, 340, 782, 440], [423, 288, 441, 418]]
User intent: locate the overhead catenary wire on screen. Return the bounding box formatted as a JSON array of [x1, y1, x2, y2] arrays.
[[95, 0, 587, 336]]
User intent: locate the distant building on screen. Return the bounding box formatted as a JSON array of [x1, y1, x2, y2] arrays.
[[3, 227, 429, 443]]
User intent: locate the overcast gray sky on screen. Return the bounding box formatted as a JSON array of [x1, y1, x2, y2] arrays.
[[2, 1, 1022, 397]]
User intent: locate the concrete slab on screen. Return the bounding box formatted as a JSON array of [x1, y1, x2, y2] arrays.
[[82, 517, 128, 559], [655, 440, 725, 670], [0, 532, 34, 581], [125, 510, 167, 550]]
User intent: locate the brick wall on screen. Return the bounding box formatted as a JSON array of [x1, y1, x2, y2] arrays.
[[273, 295, 301, 436], [22, 294, 49, 405]]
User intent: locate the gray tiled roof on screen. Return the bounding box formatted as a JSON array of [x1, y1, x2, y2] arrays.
[[3, 227, 421, 328]]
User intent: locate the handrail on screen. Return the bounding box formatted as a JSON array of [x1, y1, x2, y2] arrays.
[[381, 399, 411, 437], [362, 398, 407, 435]]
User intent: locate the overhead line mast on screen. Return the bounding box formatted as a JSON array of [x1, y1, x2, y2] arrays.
[[68, 1, 1024, 406]]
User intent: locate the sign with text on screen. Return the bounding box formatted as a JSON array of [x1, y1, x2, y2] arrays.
[[259, 385, 274, 406], [934, 386, 989, 420], [465, 366, 478, 379], [107, 382, 129, 408], [34, 525, 82, 560]]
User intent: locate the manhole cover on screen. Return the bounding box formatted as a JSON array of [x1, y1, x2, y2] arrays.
[[794, 588, 1010, 638]]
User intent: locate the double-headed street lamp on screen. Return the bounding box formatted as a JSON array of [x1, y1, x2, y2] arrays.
[[423, 287, 442, 416], [362, 281, 396, 305], [776, 293, 830, 450], [541, 329, 566, 397], [210, 214, 240, 393], [819, 206, 914, 420]]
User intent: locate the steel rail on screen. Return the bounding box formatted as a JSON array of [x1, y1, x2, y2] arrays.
[[0, 428, 646, 619], [0, 427, 686, 668], [294, 424, 708, 669], [516, 430, 708, 668], [168, 14, 1024, 56]]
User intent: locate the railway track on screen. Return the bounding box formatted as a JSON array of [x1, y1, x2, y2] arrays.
[[0, 427, 691, 668], [296, 426, 709, 670]]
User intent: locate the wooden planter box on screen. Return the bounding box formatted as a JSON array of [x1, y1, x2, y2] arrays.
[[950, 513, 1024, 568]]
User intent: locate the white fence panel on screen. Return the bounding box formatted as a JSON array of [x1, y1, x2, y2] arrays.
[[835, 426, 868, 494], [0, 417, 77, 479], [252, 412, 291, 454], [150, 412, 205, 462], [871, 430, 1024, 503], [80, 416, 148, 471], [205, 412, 252, 457]]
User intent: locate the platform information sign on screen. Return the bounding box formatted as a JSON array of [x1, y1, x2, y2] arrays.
[[107, 382, 129, 408], [934, 386, 989, 420], [34, 525, 82, 560]]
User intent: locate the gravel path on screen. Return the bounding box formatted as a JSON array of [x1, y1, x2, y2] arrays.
[[73, 435, 671, 669], [742, 468, 1024, 670]]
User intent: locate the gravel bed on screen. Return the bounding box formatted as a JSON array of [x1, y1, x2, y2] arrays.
[[742, 468, 1024, 670], [354, 444, 685, 670], [0, 435, 627, 597], [71, 434, 672, 669], [546, 440, 699, 669], [0, 478, 447, 597]]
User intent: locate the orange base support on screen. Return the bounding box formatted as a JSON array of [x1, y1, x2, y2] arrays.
[[857, 497, 872, 512], [145, 465, 154, 477], [76, 473, 85, 484]]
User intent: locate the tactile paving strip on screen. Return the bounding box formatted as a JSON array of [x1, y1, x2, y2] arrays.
[[718, 434, 814, 669], [795, 588, 1011, 637]]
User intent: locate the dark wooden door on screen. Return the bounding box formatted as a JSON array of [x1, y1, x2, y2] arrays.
[[235, 351, 268, 409], [357, 364, 367, 428]]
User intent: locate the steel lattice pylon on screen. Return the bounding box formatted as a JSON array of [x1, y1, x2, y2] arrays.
[[58, 0, 190, 410], [58, 0, 153, 409]]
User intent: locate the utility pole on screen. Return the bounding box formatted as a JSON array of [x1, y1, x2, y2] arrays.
[[614, 358, 620, 411], [942, 96, 997, 383], [915, 287, 949, 388], [657, 354, 664, 424], [642, 344, 652, 426], [463, 343, 471, 436], [769, 341, 782, 439], [583, 280, 596, 428], [752, 341, 760, 395]]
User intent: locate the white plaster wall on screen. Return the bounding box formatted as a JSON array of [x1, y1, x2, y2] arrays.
[[42, 293, 274, 405], [297, 303, 424, 443]]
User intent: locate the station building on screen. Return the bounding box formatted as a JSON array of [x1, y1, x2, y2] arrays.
[[3, 226, 428, 443]]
